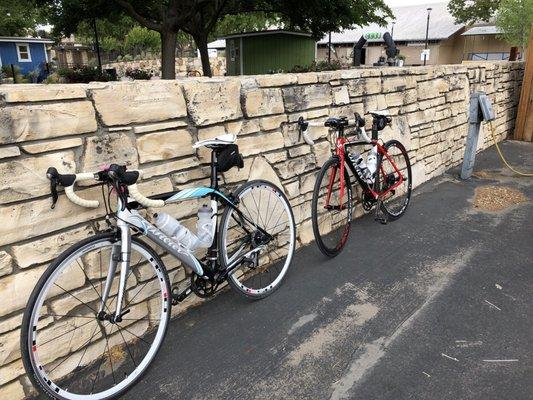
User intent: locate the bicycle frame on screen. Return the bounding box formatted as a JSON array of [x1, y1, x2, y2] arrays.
[[101, 150, 266, 319], [327, 127, 405, 210]]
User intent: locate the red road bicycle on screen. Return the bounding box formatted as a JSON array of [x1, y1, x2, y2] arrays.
[[299, 111, 412, 257]]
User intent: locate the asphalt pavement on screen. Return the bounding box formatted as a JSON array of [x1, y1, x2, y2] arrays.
[[52, 141, 533, 400]]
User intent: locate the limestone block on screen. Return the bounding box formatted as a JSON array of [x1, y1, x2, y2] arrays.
[[183, 79, 242, 125], [0, 262, 84, 318], [297, 73, 318, 84], [332, 85, 350, 105], [11, 225, 94, 269], [0, 150, 75, 203], [255, 74, 298, 87], [0, 251, 13, 277], [0, 101, 97, 144], [142, 158, 199, 179], [282, 84, 333, 112], [0, 380, 25, 400], [238, 131, 285, 156], [133, 120, 187, 134], [91, 81, 187, 126], [137, 129, 193, 163], [248, 157, 283, 190], [381, 76, 416, 93], [81, 133, 138, 171], [0, 146, 20, 159], [346, 78, 381, 97], [0, 313, 22, 335], [259, 115, 287, 131], [243, 88, 284, 117], [0, 359, 24, 386], [0, 187, 105, 246], [22, 138, 83, 154], [0, 84, 87, 102], [274, 154, 315, 180]]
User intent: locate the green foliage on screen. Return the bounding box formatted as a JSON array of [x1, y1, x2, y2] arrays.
[[56, 66, 117, 83], [124, 26, 160, 55], [289, 60, 344, 73], [495, 0, 533, 48], [211, 12, 277, 39], [125, 68, 152, 80], [448, 0, 501, 24], [27, 67, 41, 83], [0, 0, 46, 36]]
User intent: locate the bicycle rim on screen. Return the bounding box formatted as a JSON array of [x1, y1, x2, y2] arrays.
[[22, 235, 170, 400], [221, 180, 296, 298], [378, 140, 412, 219]]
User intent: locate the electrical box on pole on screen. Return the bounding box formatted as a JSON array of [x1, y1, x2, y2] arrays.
[[460, 92, 496, 179]]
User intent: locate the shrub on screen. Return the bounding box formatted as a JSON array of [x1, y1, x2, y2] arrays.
[[125, 68, 152, 80], [56, 66, 118, 83], [288, 60, 344, 73]]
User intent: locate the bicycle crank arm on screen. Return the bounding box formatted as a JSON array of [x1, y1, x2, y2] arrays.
[[171, 286, 193, 305]]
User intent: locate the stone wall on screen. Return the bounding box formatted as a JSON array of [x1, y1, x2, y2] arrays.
[[103, 56, 226, 78], [0, 61, 524, 398]]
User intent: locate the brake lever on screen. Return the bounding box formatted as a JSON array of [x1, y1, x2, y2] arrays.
[[49, 176, 59, 209]]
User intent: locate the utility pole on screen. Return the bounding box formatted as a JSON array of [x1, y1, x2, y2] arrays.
[[424, 8, 432, 66], [328, 32, 332, 64], [92, 18, 102, 73]]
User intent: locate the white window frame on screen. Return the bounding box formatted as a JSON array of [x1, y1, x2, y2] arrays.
[[16, 43, 32, 62]]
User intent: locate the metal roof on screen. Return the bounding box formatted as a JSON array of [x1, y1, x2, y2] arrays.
[[462, 25, 501, 36], [220, 29, 312, 40], [317, 2, 464, 44], [208, 39, 226, 49], [0, 36, 54, 44]]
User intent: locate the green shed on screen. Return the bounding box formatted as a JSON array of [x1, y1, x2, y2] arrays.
[[223, 30, 316, 75]]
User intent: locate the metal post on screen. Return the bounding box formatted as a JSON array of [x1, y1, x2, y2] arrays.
[[328, 32, 332, 64], [92, 18, 102, 73], [424, 8, 432, 66], [11, 64, 16, 83], [460, 93, 482, 179], [391, 22, 395, 39]]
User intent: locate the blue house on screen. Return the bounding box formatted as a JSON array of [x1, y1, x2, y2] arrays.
[[0, 37, 54, 81]]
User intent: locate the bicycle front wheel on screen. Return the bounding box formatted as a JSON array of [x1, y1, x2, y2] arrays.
[[219, 180, 296, 299], [312, 157, 353, 257], [21, 233, 171, 400]]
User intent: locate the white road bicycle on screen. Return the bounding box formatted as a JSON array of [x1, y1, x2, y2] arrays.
[[21, 134, 296, 400]]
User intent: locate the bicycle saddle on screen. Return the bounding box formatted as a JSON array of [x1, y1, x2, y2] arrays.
[[193, 133, 237, 149]]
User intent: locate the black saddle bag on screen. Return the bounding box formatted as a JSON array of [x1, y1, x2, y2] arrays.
[[216, 144, 244, 172]]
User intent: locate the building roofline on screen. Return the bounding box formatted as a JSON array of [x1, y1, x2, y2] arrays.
[[219, 29, 312, 40], [0, 36, 54, 44]]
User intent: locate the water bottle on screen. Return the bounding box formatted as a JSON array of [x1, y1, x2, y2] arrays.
[[349, 151, 372, 183], [366, 146, 378, 183], [154, 213, 198, 250], [195, 205, 214, 249]]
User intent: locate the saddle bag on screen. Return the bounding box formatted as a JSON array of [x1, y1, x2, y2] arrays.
[[216, 144, 244, 172]]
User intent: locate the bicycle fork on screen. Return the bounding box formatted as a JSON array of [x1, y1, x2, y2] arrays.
[[98, 218, 131, 322]]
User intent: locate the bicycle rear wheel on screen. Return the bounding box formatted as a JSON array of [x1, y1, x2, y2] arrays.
[[311, 157, 353, 257], [219, 180, 296, 299], [21, 233, 171, 400], [376, 140, 412, 220]]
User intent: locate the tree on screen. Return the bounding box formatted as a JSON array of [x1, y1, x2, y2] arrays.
[[124, 26, 161, 56], [495, 0, 532, 50], [211, 12, 276, 40], [44, 0, 391, 79], [0, 0, 46, 36], [448, 0, 501, 24]]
